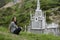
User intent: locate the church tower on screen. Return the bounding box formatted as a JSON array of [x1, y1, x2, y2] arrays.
[[28, 0, 46, 33]]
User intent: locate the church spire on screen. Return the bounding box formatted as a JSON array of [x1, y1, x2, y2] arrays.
[[37, 0, 40, 10]]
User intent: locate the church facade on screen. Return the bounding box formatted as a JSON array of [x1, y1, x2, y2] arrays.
[[28, 0, 60, 36]]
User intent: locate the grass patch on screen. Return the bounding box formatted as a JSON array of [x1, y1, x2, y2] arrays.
[[0, 26, 8, 32], [0, 27, 60, 40]]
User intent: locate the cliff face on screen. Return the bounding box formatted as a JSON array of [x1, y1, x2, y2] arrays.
[[50, 7, 60, 24]]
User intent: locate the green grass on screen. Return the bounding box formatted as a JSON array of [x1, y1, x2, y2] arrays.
[[0, 27, 60, 40]]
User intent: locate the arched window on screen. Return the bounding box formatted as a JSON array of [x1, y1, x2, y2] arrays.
[[36, 18, 37, 20]]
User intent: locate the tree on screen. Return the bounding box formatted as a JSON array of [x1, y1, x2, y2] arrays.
[[0, 0, 6, 8]]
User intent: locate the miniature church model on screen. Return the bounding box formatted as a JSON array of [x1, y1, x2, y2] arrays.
[[28, 0, 46, 33], [28, 0, 59, 35]]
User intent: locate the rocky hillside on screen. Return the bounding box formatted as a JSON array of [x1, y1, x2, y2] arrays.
[[0, 0, 60, 27]]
